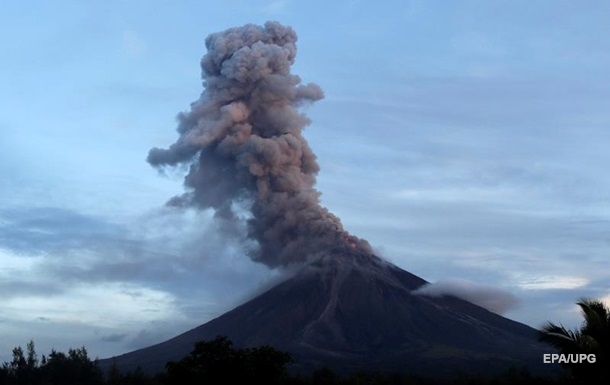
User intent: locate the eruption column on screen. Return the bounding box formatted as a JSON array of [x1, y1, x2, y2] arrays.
[[148, 21, 370, 267]]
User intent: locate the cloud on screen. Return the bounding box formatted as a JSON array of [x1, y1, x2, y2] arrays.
[[1, 282, 179, 327], [0, 205, 275, 360], [100, 333, 128, 343], [0, 207, 122, 254], [0, 206, 267, 289], [413, 278, 519, 315], [513, 275, 589, 290]]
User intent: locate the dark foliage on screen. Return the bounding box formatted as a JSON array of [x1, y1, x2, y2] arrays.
[[0, 338, 570, 385], [164, 336, 292, 385], [539, 298, 609, 383], [0, 341, 103, 385]]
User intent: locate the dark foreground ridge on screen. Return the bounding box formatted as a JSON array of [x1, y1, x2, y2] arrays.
[[99, 248, 556, 378]]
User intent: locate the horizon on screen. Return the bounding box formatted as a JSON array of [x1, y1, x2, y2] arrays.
[[1, 0, 609, 363]]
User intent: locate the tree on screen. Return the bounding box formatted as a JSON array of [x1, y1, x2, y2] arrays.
[[40, 347, 104, 385], [0, 342, 104, 385], [0, 341, 39, 385], [25, 341, 37, 370], [539, 297, 609, 383], [164, 336, 292, 385]]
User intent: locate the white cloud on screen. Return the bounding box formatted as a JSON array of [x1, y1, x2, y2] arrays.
[[2, 282, 180, 328], [514, 275, 589, 290]]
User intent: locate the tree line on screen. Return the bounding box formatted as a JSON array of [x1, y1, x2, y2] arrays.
[[0, 337, 294, 385], [0, 341, 102, 385], [1, 297, 607, 384]]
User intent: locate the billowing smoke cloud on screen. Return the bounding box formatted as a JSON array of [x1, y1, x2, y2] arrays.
[[412, 279, 519, 315], [148, 21, 370, 267]]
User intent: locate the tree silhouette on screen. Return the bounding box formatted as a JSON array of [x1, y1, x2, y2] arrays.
[[0, 340, 39, 385], [539, 297, 609, 383], [164, 336, 292, 385], [0, 342, 103, 385], [40, 347, 104, 385]]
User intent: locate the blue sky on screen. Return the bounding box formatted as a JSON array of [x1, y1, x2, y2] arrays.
[[1, 0, 609, 362]]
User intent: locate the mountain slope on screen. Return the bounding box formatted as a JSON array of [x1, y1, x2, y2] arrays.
[[100, 249, 552, 377]]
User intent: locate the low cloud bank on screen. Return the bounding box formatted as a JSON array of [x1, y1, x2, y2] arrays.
[[413, 278, 519, 315]]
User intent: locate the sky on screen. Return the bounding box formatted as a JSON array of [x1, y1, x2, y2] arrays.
[[1, 0, 609, 363]]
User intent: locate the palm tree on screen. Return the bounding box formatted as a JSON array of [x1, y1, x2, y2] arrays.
[[539, 298, 609, 382]]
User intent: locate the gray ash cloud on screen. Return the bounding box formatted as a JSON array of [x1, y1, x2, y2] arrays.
[[148, 21, 370, 267]]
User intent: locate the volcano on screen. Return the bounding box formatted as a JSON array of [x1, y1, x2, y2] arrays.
[[100, 245, 552, 377], [103, 22, 555, 378]]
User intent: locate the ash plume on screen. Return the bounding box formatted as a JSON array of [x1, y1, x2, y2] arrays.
[[148, 21, 370, 267]]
